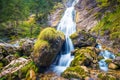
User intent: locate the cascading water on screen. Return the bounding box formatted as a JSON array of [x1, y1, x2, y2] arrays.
[[50, 0, 79, 75], [96, 44, 115, 71]]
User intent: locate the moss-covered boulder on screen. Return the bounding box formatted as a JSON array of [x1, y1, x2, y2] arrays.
[[98, 73, 116, 80], [71, 47, 98, 68], [62, 66, 87, 79], [70, 30, 96, 48], [32, 27, 65, 67]]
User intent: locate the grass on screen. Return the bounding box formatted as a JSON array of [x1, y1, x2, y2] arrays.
[[91, 7, 120, 40]]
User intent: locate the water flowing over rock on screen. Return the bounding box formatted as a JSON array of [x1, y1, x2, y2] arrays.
[[96, 44, 115, 71], [50, 0, 79, 75]]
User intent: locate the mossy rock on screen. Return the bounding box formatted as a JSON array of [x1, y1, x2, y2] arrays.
[[105, 59, 112, 64], [70, 30, 96, 48], [71, 47, 98, 68], [32, 27, 65, 67], [98, 73, 116, 80], [62, 66, 87, 79], [38, 27, 64, 42]]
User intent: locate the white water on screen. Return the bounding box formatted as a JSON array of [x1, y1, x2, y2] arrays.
[[50, 0, 79, 75], [96, 44, 115, 71]]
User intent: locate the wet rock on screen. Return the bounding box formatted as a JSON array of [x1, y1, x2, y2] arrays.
[[32, 27, 65, 67], [70, 30, 96, 48]]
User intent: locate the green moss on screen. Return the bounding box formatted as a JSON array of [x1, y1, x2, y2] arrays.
[[105, 59, 112, 64], [98, 73, 116, 80], [71, 47, 97, 66], [62, 66, 87, 79], [70, 32, 79, 39], [38, 27, 64, 42], [115, 53, 120, 57], [0, 62, 3, 70], [34, 40, 50, 57], [110, 32, 120, 40]]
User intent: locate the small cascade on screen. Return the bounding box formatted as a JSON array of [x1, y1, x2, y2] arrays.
[[50, 0, 79, 75], [96, 44, 115, 71]]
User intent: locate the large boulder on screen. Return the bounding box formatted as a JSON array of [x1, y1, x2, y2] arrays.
[[70, 30, 96, 48], [71, 47, 98, 68], [32, 27, 65, 67]]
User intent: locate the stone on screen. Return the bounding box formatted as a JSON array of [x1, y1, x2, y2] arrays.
[[70, 30, 96, 48], [31, 27, 65, 67], [71, 47, 98, 68], [108, 63, 119, 70]]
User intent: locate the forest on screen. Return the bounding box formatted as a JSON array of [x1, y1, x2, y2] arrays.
[[0, 0, 120, 80]]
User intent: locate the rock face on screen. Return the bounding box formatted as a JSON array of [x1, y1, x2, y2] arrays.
[[70, 30, 96, 48], [32, 27, 65, 67], [75, 0, 100, 31], [47, 2, 64, 27]]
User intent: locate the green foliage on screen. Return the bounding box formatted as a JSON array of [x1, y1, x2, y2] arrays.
[[97, 0, 110, 8], [0, 0, 62, 41], [91, 8, 120, 40], [62, 66, 87, 79], [20, 61, 38, 78], [0, 0, 30, 22], [96, 0, 120, 9]]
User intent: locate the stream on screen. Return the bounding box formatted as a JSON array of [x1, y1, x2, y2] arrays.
[[50, 0, 79, 75]]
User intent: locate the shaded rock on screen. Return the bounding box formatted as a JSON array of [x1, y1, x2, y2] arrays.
[[62, 66, 87, 79], [20, 39, 35, 56], [113, 57, 120, 66], [98, 55, 104, 61], [71, 47, 98, 68], [70, 30, 96, 48], [32, 27, 65, 67]]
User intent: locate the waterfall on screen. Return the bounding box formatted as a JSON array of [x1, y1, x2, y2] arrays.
[[50, 0, 79, 75], [96, 44, 115, 71]]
